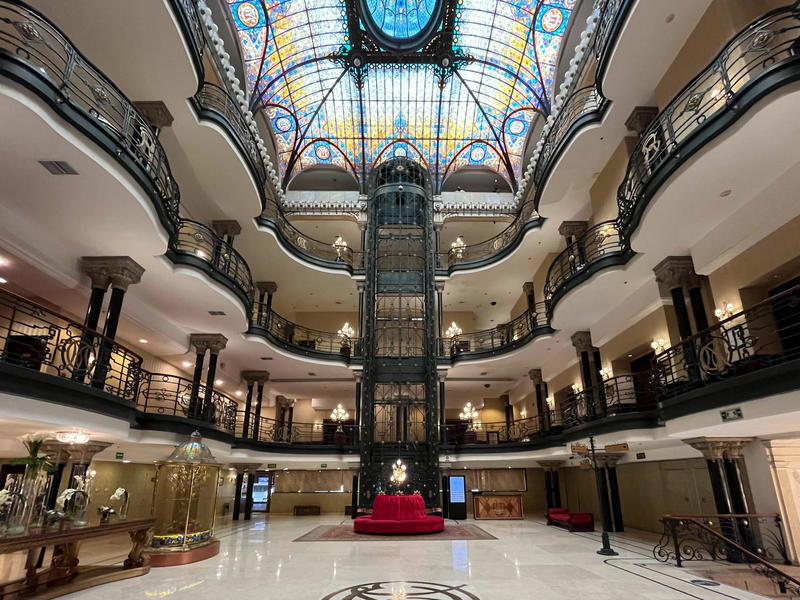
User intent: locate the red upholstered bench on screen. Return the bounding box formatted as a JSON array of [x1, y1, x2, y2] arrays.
[[546, 508, 594, 532], [354, 494, 445, 535]]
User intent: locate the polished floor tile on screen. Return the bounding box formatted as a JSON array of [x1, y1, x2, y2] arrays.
[[62, 516, 771, 600]]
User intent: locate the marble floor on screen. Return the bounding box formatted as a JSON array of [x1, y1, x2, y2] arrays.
[[63, 516, 773, 600]]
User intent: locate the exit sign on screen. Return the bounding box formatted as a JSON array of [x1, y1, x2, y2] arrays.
[[115, 452, 124, 460], [720, 407, 743, 422], [320, 464, 328, 469]]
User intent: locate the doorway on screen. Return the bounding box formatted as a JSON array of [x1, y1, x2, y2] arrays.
[[629, 351, 655, 406], [769, 276, 800, 357], [251, 471, 274, 512]]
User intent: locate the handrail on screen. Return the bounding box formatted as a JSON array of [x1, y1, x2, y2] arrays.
[[542, 220, 628, 311], [560, 373, 656, 429], [0, 1, 181, 230], [194, 81, 268, 189], [656, 515, 799, 596], [617, 4, 800, 235], [245, 415, 358, 445]]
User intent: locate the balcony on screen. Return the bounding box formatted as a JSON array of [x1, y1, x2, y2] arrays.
[[559, 374, 658, 433]]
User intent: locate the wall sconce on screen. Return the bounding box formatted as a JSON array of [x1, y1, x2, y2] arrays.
[[545, 397, 555, 410], [520, 409, 527, 418], [332, 235, 348, 260], [445, 321, 462, 338], [599, 367, 613, 381], [571, 383, 582, 394], [714, 302, 736, 320], [650, 338, 668, 353], [450, 236, 466, 259], [337, 322, 355, 339], [313, 422, 323, 432]]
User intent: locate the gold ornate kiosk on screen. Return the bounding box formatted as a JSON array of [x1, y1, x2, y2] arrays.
[[149, 431, 221, 567]]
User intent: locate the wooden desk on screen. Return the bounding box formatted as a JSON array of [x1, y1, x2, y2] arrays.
[[473, 494, 524, 520], [0, 518, 154, 599]]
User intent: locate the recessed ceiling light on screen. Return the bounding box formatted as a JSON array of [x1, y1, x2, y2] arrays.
[[260, 356, 273, 360], [719, 189, 732, 197], [308, 372, 317, 376], [480, 372, 488, 376], [182, 361, 192, 368], [627, 354, 633, 358], [236, 390, 243, 397], [0, 277, 7, 284], [665, 13, 675, 23], [208, 310, 226, 316], [0, 256, 7, 265], [139, 338, 148, 344], [215, 379, 224, 385]]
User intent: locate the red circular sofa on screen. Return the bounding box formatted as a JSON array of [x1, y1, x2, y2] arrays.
[[354, 494, 445, 534]]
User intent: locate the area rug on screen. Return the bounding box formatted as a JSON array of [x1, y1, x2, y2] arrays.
[[294, 523, 497, 542]]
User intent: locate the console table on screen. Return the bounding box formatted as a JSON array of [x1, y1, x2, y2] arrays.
[[473, 494, 524, 519], [0, 518, 154, 599]]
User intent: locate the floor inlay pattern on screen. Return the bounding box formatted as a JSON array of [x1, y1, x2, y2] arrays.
[[294, 523, 496, 542], [320, 581, 480, 600]]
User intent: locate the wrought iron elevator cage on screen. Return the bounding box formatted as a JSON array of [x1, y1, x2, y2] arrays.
[[358, 158, 441, 509]]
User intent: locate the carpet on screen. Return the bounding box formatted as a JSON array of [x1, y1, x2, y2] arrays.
[[294, 523, 497, 542]]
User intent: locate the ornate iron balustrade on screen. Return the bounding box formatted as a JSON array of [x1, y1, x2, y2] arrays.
[[258, 202, 361, 270], [193, 82, 267, 189], [250, 301, 361, 360], [617, 5, 800, 235], [559, 374, 655, 429], [169, 219, 255, 304], [442, 414, 552, 445], [444, 301, 551, 359], [532, 86, 605, 189], [652, 284, 800, 400], [0, 1, 180, 230], [542, 220, 628, 312], [655, 515, 799, 596], [137, 372, 238, 433], [442, 201, 539, 269], [246, 415, 357, 445], [593, 0, 627, 62], [0, 288, 142, 401], [170, 0, 205, 64]]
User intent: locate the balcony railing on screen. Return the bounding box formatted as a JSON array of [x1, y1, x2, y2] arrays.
[[442, 414, 558, 446], [0, 1, 181, 231], [542, 221, 628, 311], [169, 219, 255, 304], [617, 5, 800, 235], [245, 416, 358, 445], [193, 82, 268, 189], [442, 201, 539, 270], [444, 301, 551, 359], [652, 284, 800, 401], [137, 372, 238, 433], [559, 374, 656, 429], [258, 202, 361, 270]]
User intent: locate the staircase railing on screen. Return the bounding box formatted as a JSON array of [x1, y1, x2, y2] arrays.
[[655, 514, 799, 597]]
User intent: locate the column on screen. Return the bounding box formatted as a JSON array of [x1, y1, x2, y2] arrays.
[[354, 373, 362, 443], [230, 463, 262, 520], [211, 220, 242, 276], [187, 334, 227, 421], [82, 257, 144, 390], [624, 106, 659, 139], [523, 282, 537, 330], [438, 369, 447, 443], [357, 281, 366, 354], [501, 394, 512, 436], [241, 371, 269, 439], [435, 282, 445, 351], [211, 220, 242, 248], [251, 373, 270, 440], [601, 454, 625, 532], [539, 460, 563, 509], [558, 221, 588, 272], [244, 467, 256, 520], [571, 331, 604, 416], [529, 369, 550, 432], [255, 281, 278, 326], [763, 439, 800, 563], [74, 261, 111, 382], [188, 343, 207, 419]]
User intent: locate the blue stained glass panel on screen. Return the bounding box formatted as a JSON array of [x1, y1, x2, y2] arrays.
[[365, 0, 439, 39]]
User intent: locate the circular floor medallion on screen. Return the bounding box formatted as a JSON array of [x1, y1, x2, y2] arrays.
[[321, 581, 480, 600]]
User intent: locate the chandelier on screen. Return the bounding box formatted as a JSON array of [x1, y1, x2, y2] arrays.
[[337, 322, 355, 339], [54, 430, 90, 444], [450, 236, 466, 259], [445, 321, 462, 338], [390, 459, 407, 485], [459, 402, 478, 421], [330, 404, 350, 422]]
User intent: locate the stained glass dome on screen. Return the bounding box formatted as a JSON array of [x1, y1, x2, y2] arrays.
[[362, 0, 441, 44], [227, 0, 576, 194]]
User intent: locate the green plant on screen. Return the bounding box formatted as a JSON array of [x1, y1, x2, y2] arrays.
[[11, 433, 56, 473]]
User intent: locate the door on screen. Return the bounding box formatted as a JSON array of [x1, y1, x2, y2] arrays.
[[769, 276, 800, 356], [251, 471, 273, 512]]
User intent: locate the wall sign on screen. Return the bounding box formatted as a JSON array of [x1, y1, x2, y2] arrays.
[[720, 407, 743, 422], [115, 452, 124, 460], [636, 452, 646, 460], [604, 443, 629, 453], [570, 443, 588, 454], [320, 464, 328, 469]]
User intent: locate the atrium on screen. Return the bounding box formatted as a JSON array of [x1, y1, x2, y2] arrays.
[[0, 0, 799, 598]]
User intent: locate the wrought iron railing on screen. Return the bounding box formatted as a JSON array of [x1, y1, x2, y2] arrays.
[[194, 82, 267, 188], [170, 0, 205, 62], [0, 288, 142, 401], [442, 201, 538, 269], [250, 301, 361, 359], [442, 413, 558, 445], [593, 0, 627, 60], [245, 415, 357, 445], [655, 515, 799, 596], [559, 374, 655, 429], [259, 201, 360, 269], [542, 221, 627, 309], [137, 372, 238, 433], [652, 284, 800, 400], [170, 219, 255, 303], [0, 1, 180, 230], [444, 301, 550, 358], [617, 5, 800, 234]]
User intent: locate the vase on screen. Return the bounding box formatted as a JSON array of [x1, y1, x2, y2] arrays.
[[66, 491, 89, 527], [117, 492, 130, 521], [4, 466, 49, 535]]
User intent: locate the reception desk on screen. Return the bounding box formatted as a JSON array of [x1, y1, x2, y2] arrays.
[[473, 494, 524, 520]]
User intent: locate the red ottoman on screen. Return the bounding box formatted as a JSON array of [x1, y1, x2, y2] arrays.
[[354, 494, 445, 534]]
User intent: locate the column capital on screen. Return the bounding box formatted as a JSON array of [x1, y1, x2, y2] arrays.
[[624, 105, 659, 137], [528, 368, 543, 384], [683, 437, 754, 460], [570, 331, 594, 353], [437, 369, 448, 380], [132, 100, 174, 129], [435, 282, 446, 292], [80, 256, 145, 291], [256, 281, 278, 296], [597, 453, 625, 467], [212, 220, 242, 238], [522, 282, 534, 295], [276, 395, 295, 407], [653, 256, 702, 290], [557, 221, 588, 238], [189, 333, 228, 354], [537, 460, 564, 469], [357, 281, 366, 291], [41, 440, 113, 463], [241, 370, 270, 384]]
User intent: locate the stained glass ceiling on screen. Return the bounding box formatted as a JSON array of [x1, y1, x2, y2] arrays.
[[227, 0, 576, 193]]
